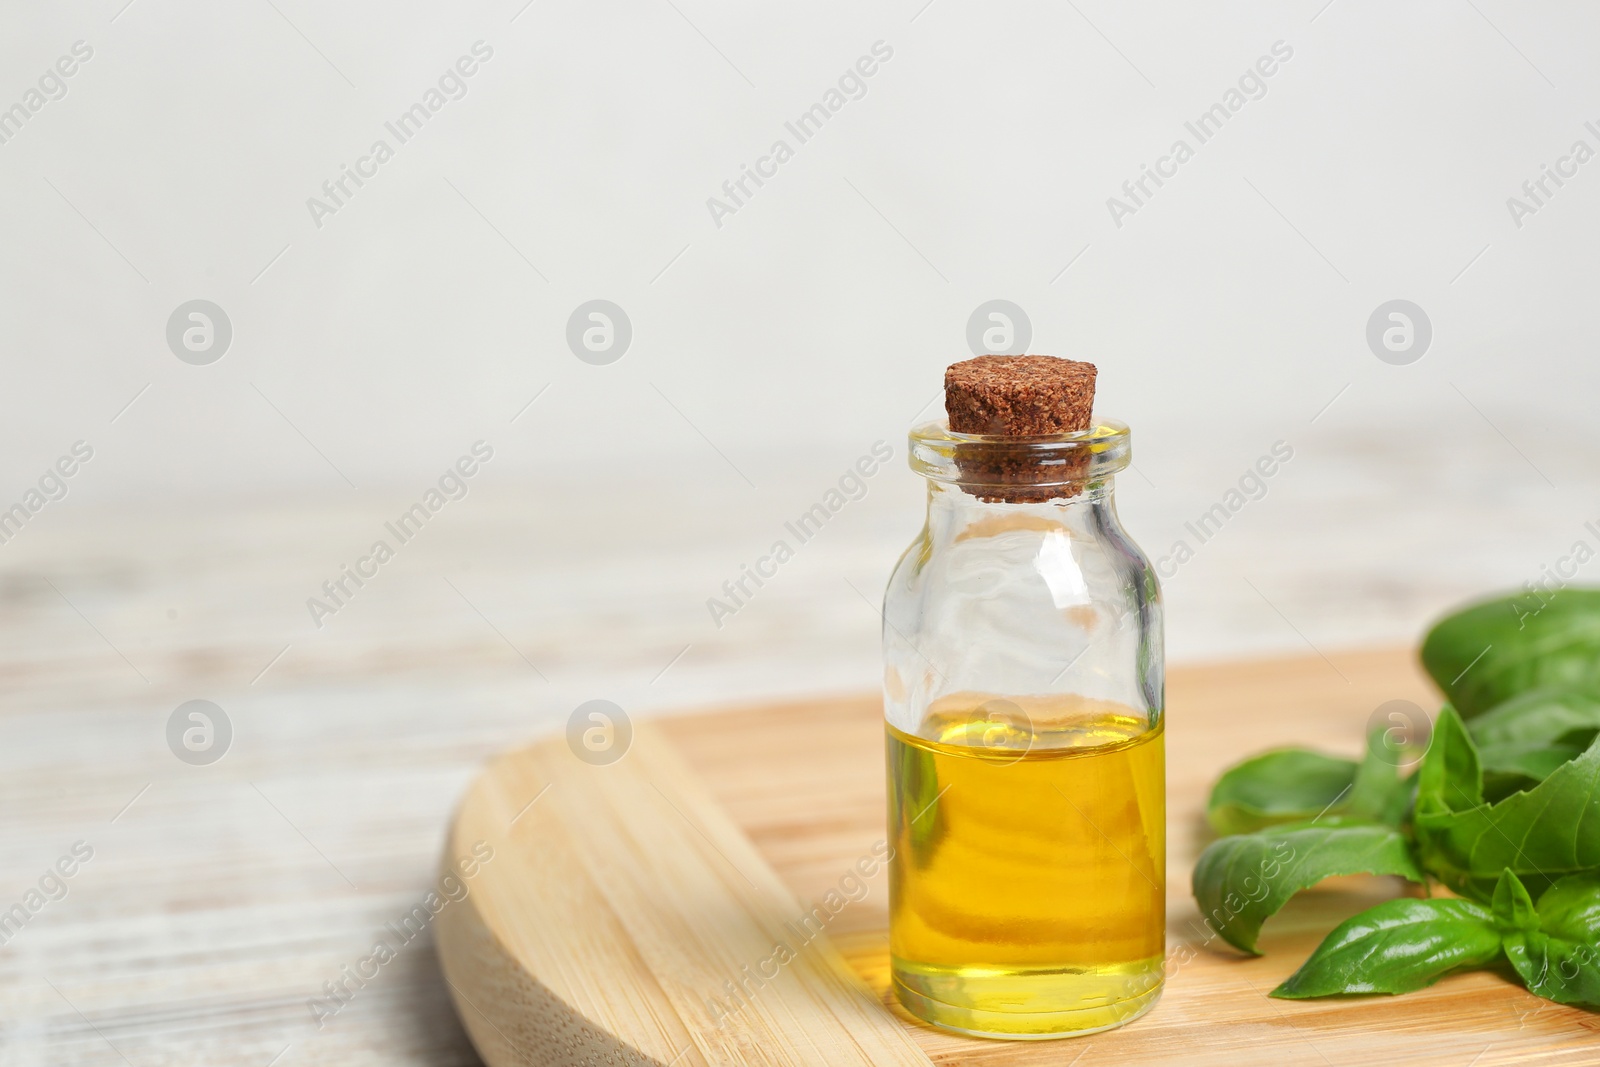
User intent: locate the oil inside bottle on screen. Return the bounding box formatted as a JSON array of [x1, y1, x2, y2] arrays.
[[887, 698, 1165, 1039]]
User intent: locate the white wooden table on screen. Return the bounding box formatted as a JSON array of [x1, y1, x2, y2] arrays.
[[3, 486, 913, 1067], [0, 428, 1588, 1065]]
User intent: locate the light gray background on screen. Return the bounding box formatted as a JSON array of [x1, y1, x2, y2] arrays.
[[3, 0, 1598, 684]]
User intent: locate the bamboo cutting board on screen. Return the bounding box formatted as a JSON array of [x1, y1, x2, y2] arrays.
[[436, 649, 1600, 1066]]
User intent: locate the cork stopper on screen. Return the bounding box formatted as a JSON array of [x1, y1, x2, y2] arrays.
[[942, 355, 1099, 503], [945, 355, 1097, 436]]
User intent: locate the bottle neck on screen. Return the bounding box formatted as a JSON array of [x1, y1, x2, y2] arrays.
[[908, 419, 1132, 507], [926, 476, 1114, 509], [923, 477, 1117, 541]]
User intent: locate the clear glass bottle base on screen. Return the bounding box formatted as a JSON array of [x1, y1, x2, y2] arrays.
[[891, 958, 1164, 1040]]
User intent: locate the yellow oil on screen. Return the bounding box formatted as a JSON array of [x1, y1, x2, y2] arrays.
[[887, 701, 1165, 1039]]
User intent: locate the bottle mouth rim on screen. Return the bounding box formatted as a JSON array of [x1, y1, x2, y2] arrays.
[[908, 418, 1131, 490]]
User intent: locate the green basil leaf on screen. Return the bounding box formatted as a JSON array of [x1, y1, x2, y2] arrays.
[[1504, 931, 1600, 1006], [1469, 687, 1600, 750], [1502, 874, 1600, 1007], [1492, 868, 1539, 932], [1206, 748, 1358, 836], [1348, 730, 1414, 827], [1480, 739, 1592, 781], [1415, 706, 1483, 817], [1479, 772, 1545, 806], [1480, 738, 1593, 802], [1535, 874, 1600, 937], [1422, 589, 1600, 718], [1415, 721, 1600, 901], [1470, 690, 1600, 800], [1272, 897, 1501, 998], [1192, 822, 1424, 955]]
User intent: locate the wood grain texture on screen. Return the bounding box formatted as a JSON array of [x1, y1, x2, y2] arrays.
[[440, 649, 1600, 1066], [439, 722, 932, 1066]]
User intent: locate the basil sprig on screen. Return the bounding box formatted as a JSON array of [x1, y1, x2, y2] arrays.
[[1194, 588, 1600, 1009]]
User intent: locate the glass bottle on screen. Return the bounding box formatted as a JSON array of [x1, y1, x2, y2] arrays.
[[882, 418, 1165, 1040]]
